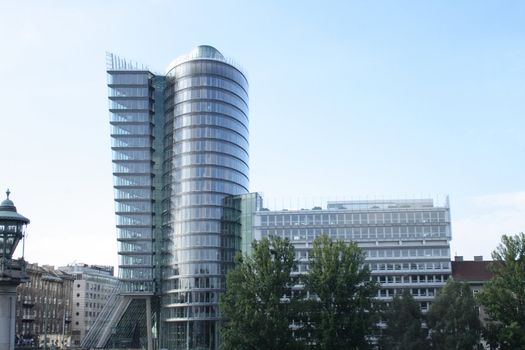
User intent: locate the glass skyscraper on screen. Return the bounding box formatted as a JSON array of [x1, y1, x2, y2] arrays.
[[103, 45, 248, 350]]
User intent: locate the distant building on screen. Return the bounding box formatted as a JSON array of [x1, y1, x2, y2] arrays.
[[452, 256, 493, 321], [244, 196, 452, 311], [58, 263, 119, 347], [15, 263, 74, 348]]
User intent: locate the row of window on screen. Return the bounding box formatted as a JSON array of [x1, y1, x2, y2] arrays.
[[118, 241, 152, 253], [108, 72, 149, 85], [167, 75, 248, 102], [114, 174, 152, 187], [16, 322, 66, 335], [169, 100, 248, 126], [294, 247, 449, 260], [167, 60, 247, 90], [121, 280, 154, 293], [166, 87, 248, 114], [109, 86, 150, 97], [166, 192, 239, 209], [171, 234, 238, 251], [113, 149, 151, 161], [368, 261, 450, 271], [171, 152, 249, 175], [113, 160, 151, 173], [164, 276, 223, 291], [366, 248, 450, 259], [162, 220, 235, 235], [170, 179, 247, 196], [173, 125, 249, 150], [112, 137, 151, 149], [165, 305, 219, 319], [109, 98, 150, 110], [172, 113, 248, 136], [260, 227, 449, 241], [264, 225, 448, 236], [115, 200, 152, 213], [166, 139, 249, 162], [114, 187, 152, 200], [116, 213, 152, 226], [110, 111, 151, 123], [119, 267, 153, 279], [165, 262, 223, 277], [116, 227, 152, 239], [377, 287, 443, 299], [172, 166, 248, 188], [164, 291, 218, 305], [259, 211, 448, 226], [111, 123, 151, 136], [119, 254, 152, 266]]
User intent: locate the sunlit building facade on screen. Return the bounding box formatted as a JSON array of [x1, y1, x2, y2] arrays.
[[249, 198, 452, 310], [92, 45, 248, 350]]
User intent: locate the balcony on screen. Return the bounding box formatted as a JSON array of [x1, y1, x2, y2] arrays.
[[22, 300, 35, 307], [22, 313, 36, 322]]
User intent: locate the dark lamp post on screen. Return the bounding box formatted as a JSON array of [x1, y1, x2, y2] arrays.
[[0, 189, 30, 350]]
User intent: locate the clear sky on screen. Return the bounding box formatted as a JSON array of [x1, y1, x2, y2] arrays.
[[1, 1, 523, 269]]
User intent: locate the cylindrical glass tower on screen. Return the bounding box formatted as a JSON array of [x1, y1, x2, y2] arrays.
[[162, 45, 249, 349]]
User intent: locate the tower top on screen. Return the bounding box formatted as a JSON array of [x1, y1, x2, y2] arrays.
[[0, 190, 30, 223]]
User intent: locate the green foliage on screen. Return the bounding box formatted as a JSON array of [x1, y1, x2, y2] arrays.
[[381, 290, 428, 350], [427, 278, 481, 349], [304, 234, 379, 350], [477, 232, 525, 349], [219, 236, 301, 350]]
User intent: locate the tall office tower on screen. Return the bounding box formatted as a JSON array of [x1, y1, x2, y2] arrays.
[[248, 197, 452, 311], [86, 46, 248, 350], [162, 46, 249, 348]]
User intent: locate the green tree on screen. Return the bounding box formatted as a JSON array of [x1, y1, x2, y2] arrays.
[[381, 290, 428, 350], [304, 234, 379, 350], [427, 278, 481, 349], [220, 236, 301, 350], [477, 232, 525, 349]]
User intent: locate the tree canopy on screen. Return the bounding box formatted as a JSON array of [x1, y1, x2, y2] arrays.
[[220, 236, 301, 350], [304, 234, 379, 350], [477, 232, 525, 349], [381, 289, 428, 350], [427, 278, 481, 349]]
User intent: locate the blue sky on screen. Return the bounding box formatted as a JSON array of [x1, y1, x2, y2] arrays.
[[1, 1, 523, 268]]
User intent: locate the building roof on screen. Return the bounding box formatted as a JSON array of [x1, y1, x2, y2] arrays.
[[452, 260, 494, 282], [0, 189, 30, 223], [26, 263, 75, 282]]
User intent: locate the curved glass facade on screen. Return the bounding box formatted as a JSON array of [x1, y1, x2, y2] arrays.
[[161, 46, 249, 349]]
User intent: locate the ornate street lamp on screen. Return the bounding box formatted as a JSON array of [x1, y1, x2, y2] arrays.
[[0, 189, 30, 350]]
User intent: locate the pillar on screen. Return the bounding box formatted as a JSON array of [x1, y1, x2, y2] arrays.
[[0, 284, 17, 350]]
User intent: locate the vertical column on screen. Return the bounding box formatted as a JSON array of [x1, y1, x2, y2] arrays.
[[146, 297, 153, 350], [0, 284, 17, 350]]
